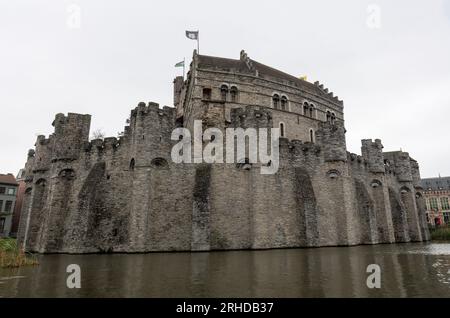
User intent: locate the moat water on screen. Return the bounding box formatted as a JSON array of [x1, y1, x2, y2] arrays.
[[1, 243, 450, 297]]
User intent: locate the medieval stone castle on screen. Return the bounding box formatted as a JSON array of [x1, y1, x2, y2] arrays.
[[17, 50, 430, 253]]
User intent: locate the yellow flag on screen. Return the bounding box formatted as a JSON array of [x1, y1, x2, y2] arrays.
[[299, 75, 307, 81]]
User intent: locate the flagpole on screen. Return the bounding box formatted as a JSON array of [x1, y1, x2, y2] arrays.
[[183, 57, 185, 79], [197, 30, 200, 54]]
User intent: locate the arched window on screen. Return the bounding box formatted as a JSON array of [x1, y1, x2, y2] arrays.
[[309, 129, 315, 143], [151, 157, 168, 168], [327, 169, 341, 179], [35, 178, 47, 187], [371, 180, 383, 188], [331, 112, 336, 124], [273, 94, 280, 109], [326, 111, 331, 123], [59, 169, 75, 180], [303, 102, 309, 116], [400, 186, 411, 194], [220, 85, 229, 101], [279, 122, 285, 137], [230, 86, 238, 102], [281, 96, 288, 111], [309, 105, 315, 118], [130, 158, 135, 171]]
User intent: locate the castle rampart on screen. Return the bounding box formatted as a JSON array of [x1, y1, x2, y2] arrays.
[[17, 50, 429, 253]]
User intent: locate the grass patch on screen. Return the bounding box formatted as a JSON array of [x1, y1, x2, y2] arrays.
[[0, 238, 39, 268], [430, 226, 450, 241]]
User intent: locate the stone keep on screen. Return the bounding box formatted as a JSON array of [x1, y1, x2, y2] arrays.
[[17, 50, 430, 253]]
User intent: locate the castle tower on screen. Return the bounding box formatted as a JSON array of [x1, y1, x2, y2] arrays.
[[315, 121, 347, 162], [52, 113, 91, 162], [361, 139, 385, 173]]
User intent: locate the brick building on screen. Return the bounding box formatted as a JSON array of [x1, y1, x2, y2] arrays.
[[0, 173, 19, 237], [10, 169, 26, 237], [420, 176, 450, 226]]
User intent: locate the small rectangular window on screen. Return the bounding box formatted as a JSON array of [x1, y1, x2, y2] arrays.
[[202, 88, 211, 100], [279, 123, 285, 137], [430, 197, 439, 210], [440, 197, 450, 210], [0, 200, 3, 212], [0, 187, 5, 194], [7, 188, 16, 196], [0, 218, 5, 232], [4, 201, 13, 213], [444, 212, 450, 225]]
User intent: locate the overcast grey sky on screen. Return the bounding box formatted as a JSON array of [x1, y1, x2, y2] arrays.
[[1, 0, 449, 178]]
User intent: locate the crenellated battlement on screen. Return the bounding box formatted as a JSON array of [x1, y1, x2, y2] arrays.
[[384, 151, 414, 183], [131, 102, 175, 118], [410, 159, 421, 185], [50, 112, 91, 162], [314, 81, 343, 105], [229, 106, 273, 129], [103, 137, 119, 149], [18, 50, 429, 254], [361, 139, 385, 174], [52, 113, 91, 137], [32, 134, 54, 173], [279, 138, 321, 158], [315, 121, 347, 162], [83, 137, 121, 155], [348, 152, 366, 165], [128, 102, 176, 138], [35, 135, 52, 146]]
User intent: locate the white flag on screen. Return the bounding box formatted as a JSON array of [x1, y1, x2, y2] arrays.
[[185, 30, 199, 40]]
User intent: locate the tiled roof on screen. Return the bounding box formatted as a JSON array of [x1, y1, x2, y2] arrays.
[[250, 59, 323, 94], [197, 55, 250, 73], [197, 53, 328, 98], [420, 177, 450, 191], [0, 173, 18, 186]]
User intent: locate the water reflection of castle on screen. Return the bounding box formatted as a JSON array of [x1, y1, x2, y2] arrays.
[[3, 245, 450, 297]]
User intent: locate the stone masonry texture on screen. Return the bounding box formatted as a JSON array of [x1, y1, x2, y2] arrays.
[[17, 50, 430, 253]]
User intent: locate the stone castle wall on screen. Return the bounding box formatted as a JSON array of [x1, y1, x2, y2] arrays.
[[17, 103, 429, 253], [17, 51, 430, 253]]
